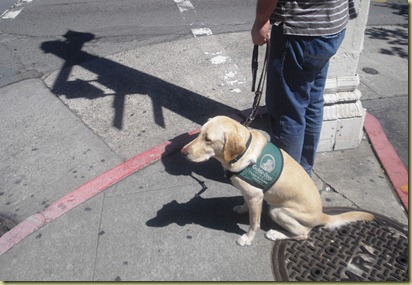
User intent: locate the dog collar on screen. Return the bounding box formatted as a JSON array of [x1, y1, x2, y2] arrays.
[[225, 141, 284, 192], [228, 132, 253, 165]]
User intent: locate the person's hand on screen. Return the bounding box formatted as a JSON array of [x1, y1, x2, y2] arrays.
[[251, 19, 270, 45]]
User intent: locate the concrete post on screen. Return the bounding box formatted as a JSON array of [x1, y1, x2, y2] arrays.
[[318, 0, 371, 152]]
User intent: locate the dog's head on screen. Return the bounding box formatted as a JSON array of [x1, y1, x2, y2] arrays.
[[181, 116, 249, 164]]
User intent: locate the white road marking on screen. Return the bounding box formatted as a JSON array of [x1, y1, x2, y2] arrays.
[[174, 0, 213, 37], [1, 0, 33, 19], [174, 0, 195, 13], [1, 9, 23, 19], [191, 27, 213, 37], [16, 0, 33, 5]]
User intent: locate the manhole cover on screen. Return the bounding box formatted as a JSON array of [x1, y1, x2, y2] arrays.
[[272, 207, 408, 281], [362, 67, 379, 75], [0, 213, 18, 237]]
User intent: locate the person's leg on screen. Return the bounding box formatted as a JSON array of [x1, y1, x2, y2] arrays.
[[266, 27, 346, 174], [300, 31, 346, 175], [300, 62, 328, 175], [266, 25, 308, 163]]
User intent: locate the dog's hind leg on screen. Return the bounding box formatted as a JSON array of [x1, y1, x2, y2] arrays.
[[265, 207, 311, 241]]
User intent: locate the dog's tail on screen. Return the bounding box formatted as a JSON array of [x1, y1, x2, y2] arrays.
[[321, 211, 374, 229]]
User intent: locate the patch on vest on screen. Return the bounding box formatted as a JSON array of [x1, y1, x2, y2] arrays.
[[237, 142, 283, 191]]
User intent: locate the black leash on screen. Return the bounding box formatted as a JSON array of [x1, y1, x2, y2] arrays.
[[244, 39, 270, 127], [251, 44, 259, 92]]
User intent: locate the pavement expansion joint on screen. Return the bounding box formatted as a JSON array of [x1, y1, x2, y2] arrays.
[[314, 172, 360, 208]]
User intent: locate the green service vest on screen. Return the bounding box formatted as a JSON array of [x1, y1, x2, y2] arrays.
[[226, 142, 283, 192]]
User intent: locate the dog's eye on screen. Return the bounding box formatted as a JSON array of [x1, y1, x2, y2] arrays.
[[204, 135, 212, 144]]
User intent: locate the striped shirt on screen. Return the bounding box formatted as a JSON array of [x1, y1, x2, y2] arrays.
[[270, 0, 356, 36]]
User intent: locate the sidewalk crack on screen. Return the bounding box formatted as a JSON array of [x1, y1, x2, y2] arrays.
[[91, 188, 110, 281], [314, 171, 360, 208]]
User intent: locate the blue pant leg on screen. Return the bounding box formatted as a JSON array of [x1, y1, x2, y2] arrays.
[[300, 61, 329, 174], [299, 31, 346, 175], [266, 27, 346, 175], [266, 27, 312, 165]]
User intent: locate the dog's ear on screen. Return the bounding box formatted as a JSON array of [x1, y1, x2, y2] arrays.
[[223, 132, 246, 163]]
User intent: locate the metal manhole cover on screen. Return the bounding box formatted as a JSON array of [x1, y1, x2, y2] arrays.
[[272, 207, 408, 281], [0, 213, 18, 237]]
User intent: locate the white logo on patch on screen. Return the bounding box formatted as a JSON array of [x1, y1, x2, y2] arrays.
[[260, 154, 276, 173]]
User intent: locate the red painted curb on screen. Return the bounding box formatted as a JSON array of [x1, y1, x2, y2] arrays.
[[0, 129, 199, 256], [364, 112, 408, 211], [0, 214, 45, 255], [0, 109, 406, 256]]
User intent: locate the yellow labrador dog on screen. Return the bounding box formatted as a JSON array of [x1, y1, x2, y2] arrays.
[[181, 116, 374, 246]]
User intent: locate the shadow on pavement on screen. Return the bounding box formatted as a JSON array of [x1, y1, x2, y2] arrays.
[[378, 1, 408, 19], [365, 1, 408, 59], [146, 194, 247, 235], [162, 142, 228, 183], [365, 25, 408, 59], [41, 30, 238, 129]]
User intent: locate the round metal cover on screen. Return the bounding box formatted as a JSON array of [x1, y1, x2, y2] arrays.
[[0, 213, 18, 237], [271, 207, 408, 281]]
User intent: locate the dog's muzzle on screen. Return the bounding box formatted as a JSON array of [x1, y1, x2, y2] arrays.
[[181, 146, 189, 158]]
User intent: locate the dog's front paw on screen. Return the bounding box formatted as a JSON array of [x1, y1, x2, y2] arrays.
[[236, 234, 252, 246], [233, 204, 248, 214]]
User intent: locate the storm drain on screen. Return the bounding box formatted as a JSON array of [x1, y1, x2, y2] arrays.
[[272, 207, 408, 281], [0, 213, 18, 237]]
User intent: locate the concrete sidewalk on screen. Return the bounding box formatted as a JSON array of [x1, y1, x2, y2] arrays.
[[0, 98, 407, 281], [0, 25, 408, 282]]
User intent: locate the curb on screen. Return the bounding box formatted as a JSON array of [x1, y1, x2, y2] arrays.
[[363, 112, 408, 211], [0, 109, 407, 256]]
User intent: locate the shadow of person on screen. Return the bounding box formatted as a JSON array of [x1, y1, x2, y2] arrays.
[[41, 30, 239, 129]]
